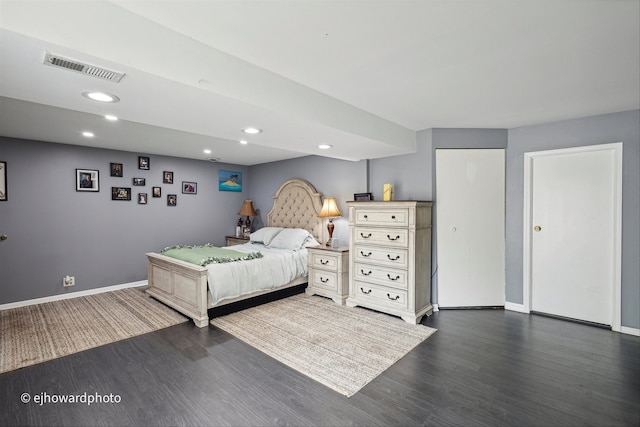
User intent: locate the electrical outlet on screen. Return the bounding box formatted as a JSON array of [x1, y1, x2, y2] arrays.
[[63, 275, 75, 287]]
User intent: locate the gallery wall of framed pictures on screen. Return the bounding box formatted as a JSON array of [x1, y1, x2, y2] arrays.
[[76, 154, 204, 208]]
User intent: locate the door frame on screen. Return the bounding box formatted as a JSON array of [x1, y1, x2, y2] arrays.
[[522, 142, 623, 332]]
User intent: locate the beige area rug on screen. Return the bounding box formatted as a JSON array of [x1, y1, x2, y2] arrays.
[[210, 294, 437, 397], [0, 288, 187, 374]]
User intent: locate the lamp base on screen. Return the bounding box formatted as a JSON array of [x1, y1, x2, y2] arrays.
[[326, 220, 335, 246]]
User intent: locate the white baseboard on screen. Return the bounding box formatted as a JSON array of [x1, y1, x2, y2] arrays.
[[0, 280, 148, 311], [505, 301, 528, 313], [620, 326, 640, 336]]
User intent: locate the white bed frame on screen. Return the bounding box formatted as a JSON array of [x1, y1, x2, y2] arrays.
[[146, 179, 327, 327]]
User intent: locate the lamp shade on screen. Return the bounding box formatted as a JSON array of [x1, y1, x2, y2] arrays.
[[237, 200, 257, 217], [318, 197, 341, 218]]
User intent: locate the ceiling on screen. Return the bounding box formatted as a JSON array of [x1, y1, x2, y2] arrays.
[[1, 0, 638, 166]]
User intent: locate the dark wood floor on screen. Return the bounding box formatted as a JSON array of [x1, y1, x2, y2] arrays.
[[2, 301, 639, 427]]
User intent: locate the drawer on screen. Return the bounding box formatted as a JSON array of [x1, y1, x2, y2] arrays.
[[353, 227, 409, 248], [309, 269, 338, 291], [354, 263, 408, 290], [309, 251, 339, 272], [353, 281, 407, 309], [354, 209, 409, 227], [353, 245, 408, 269]]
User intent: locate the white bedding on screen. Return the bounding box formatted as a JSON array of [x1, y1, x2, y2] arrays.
[[207, 242, 308, 304]]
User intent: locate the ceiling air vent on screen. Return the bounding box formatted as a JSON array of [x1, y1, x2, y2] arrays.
[[43, 53, 125, 83]]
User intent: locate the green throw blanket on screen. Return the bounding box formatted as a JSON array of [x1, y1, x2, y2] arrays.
[[161, 243, 263, 266]]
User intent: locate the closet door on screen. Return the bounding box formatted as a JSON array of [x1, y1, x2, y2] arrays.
[[436, 149, 505, 307], [529, 146, 617, 325]]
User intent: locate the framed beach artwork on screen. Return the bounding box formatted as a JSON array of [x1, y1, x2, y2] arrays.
[[218, 170, 242, 192]]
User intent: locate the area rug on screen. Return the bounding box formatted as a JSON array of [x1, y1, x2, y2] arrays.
[[210, 294, 437, 397], [0, 288, 187, 374]]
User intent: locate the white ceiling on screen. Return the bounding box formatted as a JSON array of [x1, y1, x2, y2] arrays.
[[1, 0, 638, 166]]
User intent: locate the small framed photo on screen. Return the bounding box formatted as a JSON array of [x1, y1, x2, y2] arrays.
[[76, 169, 99, 192], [133, 178, 146, 186], [138, 193, 148, 204], [111, 187, 131, 201], [152, 187, 162, 198], [0, 161, 7, 201], [182, 181, 197, 194], [163, 171, 174, 184], [167, 194, 177, 206], [110, 163, 123, 177], [354, 192, 372, 201], [138, 156, 150, 170]]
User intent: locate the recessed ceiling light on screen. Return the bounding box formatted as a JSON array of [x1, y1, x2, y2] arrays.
[[239, 140, 248, 145], [318, 144, 333, 150], [81, 91, 120, 103], [104, 114, 118, 121], [82, 131, 94, 138], [242, 127, 262, 134], [203, 149, 212, 154]]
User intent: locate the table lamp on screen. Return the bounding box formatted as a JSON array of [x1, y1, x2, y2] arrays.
[[318, 197, 342, 246], [238, 200, 258, 230]]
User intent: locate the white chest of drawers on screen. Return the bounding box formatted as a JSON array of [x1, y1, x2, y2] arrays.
[[346, 201, 433, 324]]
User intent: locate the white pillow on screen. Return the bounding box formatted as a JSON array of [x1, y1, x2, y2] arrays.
[[267, 228, 313, 250], [303, 235, 321, 248], [249, 227, 283, 245]]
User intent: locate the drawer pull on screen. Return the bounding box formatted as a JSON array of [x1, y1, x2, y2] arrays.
[[363, 214, 368, 219], [387, 254, 401, 261], [387, 274, 400, 281], [360, 251, 372, 257], [320, 277, 329, 283], [360, 232, 372, 239], [360, 287, 372, 295], [360, 269, 372, 276], [320, 259, 329, 265], [391, 215, 396, 219], [387, 293, 400, 301], [387, 234, 400, 241]]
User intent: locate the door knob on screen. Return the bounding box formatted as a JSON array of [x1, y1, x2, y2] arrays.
[[534, 226, 542, 232], [0, 234, 7, 240]]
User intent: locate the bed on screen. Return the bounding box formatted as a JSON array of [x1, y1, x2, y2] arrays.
[[145, 178, 327, 327]]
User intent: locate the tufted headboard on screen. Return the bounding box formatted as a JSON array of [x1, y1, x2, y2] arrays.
[[267, 178, 326, 243]]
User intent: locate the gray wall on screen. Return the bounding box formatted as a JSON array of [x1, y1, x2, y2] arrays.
[[506, 110, 640, 328], [0, 137, 249, 304]]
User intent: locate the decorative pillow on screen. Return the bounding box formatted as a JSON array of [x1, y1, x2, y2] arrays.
[[249, 227, 283, 245], [267, 228, 313, 250]]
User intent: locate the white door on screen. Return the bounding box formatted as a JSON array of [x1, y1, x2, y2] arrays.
[[436, 149, 505, 307], [529, 146, 619, 326]]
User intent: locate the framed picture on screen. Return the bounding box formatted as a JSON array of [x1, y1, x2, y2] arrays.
[[152, 187, 162, 198], [110, 163, 123, 177], [76, 169, 99, 192], [163, 171, 174, 184], [182, 181, 197, 194], [138, 156, 150, 170], [111, 187, 131, 201], [133, 178, 146, 186], [219, 170, 242, 192], [0, 161, 7, 201], [167, 194, 177, 206], [138, 193, 148, 204], [354, 192, 372, 201]]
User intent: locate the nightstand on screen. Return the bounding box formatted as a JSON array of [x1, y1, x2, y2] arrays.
[[306, 246, 349, 305], [225, 236, 250, 246]]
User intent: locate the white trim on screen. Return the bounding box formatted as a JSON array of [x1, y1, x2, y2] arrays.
[[505, 301, 526, 313], [0, 280, 148, 311], [432, 303, 439, 312], [620, 326, 640, 337], [522, 142, 623, 332]]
